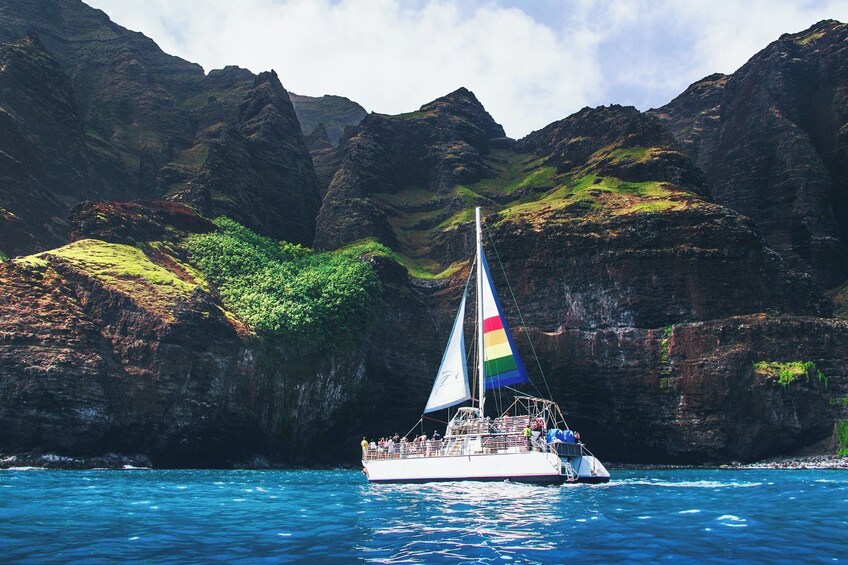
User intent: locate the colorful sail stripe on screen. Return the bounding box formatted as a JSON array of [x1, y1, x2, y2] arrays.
[[480, 251, 530, 390]]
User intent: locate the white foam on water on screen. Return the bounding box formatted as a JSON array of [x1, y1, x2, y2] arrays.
[[637, 516, 652, 520], [129, 536, 139, 541], [175, 485, 188, 490], [575, 519, 586, 522], [277, 533, 291, 537], [717, 515, 747, 527], [615, 479, 762, 489], [679, 509, 701, 514]]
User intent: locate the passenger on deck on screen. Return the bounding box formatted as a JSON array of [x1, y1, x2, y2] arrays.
[[361, 437, 368, 456], [523, 425, 532, 450]]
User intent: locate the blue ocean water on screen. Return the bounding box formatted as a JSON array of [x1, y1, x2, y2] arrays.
[[0, 468, 845, 563]]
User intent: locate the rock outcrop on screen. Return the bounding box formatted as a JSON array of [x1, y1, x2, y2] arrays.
[[314, 87, 508, 252], [0, 8, 847, 467], [0, 0, 320, 249], [652, 20, 848, 289], [289, 92, 367, 145], [303, 123, 344, 196], [0, 202, 396, 466], [310, 89, 846, 463]]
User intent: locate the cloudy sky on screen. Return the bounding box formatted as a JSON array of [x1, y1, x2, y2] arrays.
[[87, 0, 848, 138]]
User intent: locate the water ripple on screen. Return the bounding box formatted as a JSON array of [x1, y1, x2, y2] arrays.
[[0, 469, 846, 561]]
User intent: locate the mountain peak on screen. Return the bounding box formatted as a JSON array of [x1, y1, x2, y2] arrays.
[[419, 87, 505, 139], [779, 18, 846, 42]]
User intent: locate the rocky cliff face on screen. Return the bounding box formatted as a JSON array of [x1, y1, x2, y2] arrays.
[[310, 88, 846, 463], [652, 20, 848, 290], [289, 92, 367, 145], [314, 87, 507, 252], [0, 202, 412, 466], [0, 0, 320, 248], [1, 7, 847, 467], [0, 34, 93, 256], [303, 123, 344, 196]]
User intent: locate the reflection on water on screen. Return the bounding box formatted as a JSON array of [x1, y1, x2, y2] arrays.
[[359, 481, 562, 560]]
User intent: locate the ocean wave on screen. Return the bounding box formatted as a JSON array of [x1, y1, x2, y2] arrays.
[[607, 479, 762, 489], [2, 466, 46, 471]]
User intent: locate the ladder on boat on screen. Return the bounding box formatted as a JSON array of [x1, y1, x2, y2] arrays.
[[561, 460, 578, 482]]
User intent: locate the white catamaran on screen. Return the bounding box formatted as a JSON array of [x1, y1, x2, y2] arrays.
[[362, 208, 610, 484]]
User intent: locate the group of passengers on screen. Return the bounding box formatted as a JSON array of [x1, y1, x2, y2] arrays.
[[360, 431, 443, 459]]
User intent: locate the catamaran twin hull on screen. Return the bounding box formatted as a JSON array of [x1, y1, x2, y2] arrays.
[[362, 452, 610, 485]]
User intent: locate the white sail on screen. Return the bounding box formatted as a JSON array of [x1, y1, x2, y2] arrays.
[[423, 289, 470, 413]]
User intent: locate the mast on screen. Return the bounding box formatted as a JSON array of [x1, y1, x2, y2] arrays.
[[475, 207, 485, 417]]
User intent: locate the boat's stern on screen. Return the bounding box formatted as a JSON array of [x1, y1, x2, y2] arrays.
[[569, 455, 610, 483]]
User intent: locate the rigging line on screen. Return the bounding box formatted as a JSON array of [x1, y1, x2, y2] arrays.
[[404, 418, 423, 440], [485, 230, 553, 401], [422, 415, 449, 425]]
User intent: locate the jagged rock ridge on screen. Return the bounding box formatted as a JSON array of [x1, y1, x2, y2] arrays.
[[0, 0, 320, 253], [652, 20, 848, 290], [0, 7, 846, 467], [289, 92, 367, 145]]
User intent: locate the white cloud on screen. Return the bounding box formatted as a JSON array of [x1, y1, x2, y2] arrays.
[[86, 0, 602, 137], [576, 0, 848, 110], [85, 0, 848, 137]]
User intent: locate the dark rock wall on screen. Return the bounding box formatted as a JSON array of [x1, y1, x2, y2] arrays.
[[314, 88, 506, 251], [0, 6, 847, 467], [289, 92, 367, 145], [652, 20, 848, 288], [0, 0, 320, 249]]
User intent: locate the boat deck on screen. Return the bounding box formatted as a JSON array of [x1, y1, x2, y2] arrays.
[[363, 415, 584, 461]]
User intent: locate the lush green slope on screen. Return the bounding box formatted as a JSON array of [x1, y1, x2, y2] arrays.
[[187, 218, 382, 351]]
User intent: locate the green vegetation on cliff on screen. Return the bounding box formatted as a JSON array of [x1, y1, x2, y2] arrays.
[[826, 280, 848, 319], [837, 420, 848, 456], [0, 250, 7, 262], [187, 218, 381, 350], [17, 239, 201, 320], [753, 361, 827, 387]]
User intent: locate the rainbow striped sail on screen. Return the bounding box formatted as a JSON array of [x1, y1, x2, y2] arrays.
[[480, 251, 530, 390]]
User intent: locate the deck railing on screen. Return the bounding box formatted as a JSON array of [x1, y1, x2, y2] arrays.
[[362, 433, 584, 461]]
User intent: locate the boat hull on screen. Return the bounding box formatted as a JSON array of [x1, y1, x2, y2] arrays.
[[571, 455, 611, 483], [362, 451, 610, 484]]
